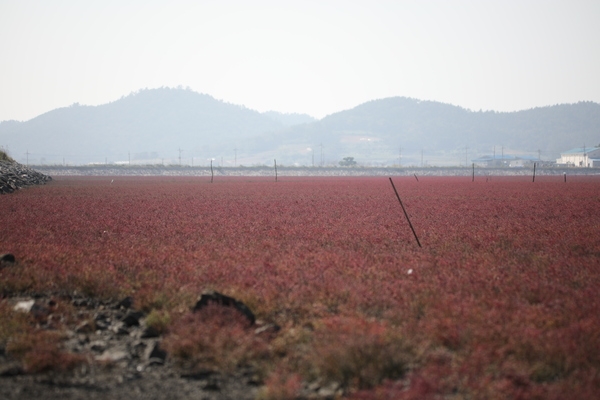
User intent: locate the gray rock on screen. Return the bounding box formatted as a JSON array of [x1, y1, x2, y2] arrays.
[[122, 310, 144, 327], [115, 296, 134, 309], [0, 253, 16, 265], [143, 341, 167, 363], [0, 362, 24, 377], [75, 320, 96, 334], [89, 340, 108, 352], [254, 323, 281, 337], [140, 325, 160, 339], [317, 382, 341, 399], [96, 347, 130, 363], [13, 299, 35, 313], [110, 321, 130, 335]]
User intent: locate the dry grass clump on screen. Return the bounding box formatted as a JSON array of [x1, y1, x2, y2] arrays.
[[0, 301, 30, 348], [162, 304, 271, 374], [0, 149, 14, 162], [145, 308, 172, 335], [257, 368, 303, 400], [6, 330, 87, 373]]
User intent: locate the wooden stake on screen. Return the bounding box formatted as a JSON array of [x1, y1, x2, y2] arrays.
[[274, 159, 278, 182], [532, 162, 536, 182], [472, 163, 475, 182], [414, 173, 419, 182], [389, 177, 422, 248], [210, 159, 214, 183]]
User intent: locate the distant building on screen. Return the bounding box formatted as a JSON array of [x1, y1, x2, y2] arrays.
[[471, 154, 538, 168], [556, 147, 600, 167]]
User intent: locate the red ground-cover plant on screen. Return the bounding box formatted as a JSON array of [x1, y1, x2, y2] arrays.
[[1, 175, 600, 397]]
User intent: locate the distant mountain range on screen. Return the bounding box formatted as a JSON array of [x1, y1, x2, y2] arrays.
[[1, 87, 599, 166]]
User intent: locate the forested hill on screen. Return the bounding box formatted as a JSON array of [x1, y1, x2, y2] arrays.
[[0, 88, 286, 165], [262, 111, 316, 127], [269, 97, 600, 165], [1, 89, 598, 166]]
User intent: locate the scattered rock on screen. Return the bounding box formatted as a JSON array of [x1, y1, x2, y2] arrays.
[[89, 340, 108, 352], [75, 320, 96, 334], [13, 299, 35, 313], [110, 321, 130, 335], [122, 310, 144, 327], [96, 347, 130, 363], [0, 362, 24, 377], [254, 323, 281, 338], [193, 290, 256, 325], [30, 301, 53, 322], [140, 325, 161, 339], [0, 253, 16, 265], [317, 381, 342, 398], [203, 378, 221, 391], [143, 341, 167, 363], [115, 296, 134, 310], [0, 293, 268, 399]]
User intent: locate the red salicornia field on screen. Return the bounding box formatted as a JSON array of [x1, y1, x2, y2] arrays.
[[2, 175, 600, 398]]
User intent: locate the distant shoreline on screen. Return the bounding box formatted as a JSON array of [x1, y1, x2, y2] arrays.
[[32, 165, 600, 177]]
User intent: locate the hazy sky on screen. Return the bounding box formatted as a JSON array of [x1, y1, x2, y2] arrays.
[[1, 0, 599, 121]]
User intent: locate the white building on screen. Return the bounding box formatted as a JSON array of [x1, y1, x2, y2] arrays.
[[556, 147, 600, 167]]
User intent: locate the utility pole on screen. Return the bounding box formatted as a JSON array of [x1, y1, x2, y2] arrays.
[[399, 147, 402, 167], [320, 143, 323, 167]]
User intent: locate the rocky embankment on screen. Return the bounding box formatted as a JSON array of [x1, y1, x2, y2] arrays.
[[0, 161, 52, 194]]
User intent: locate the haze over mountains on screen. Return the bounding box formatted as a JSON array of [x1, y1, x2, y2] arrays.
[[1, 87, 599, 167]]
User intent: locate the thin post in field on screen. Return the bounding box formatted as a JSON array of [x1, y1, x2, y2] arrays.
[[274, 159, 278, 182], [389, 177, 422, 248], [210, 159, 214, 183], [532, 162, 536, 182], [414, 173, 419, 182], [472, 163, 475, 182]]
